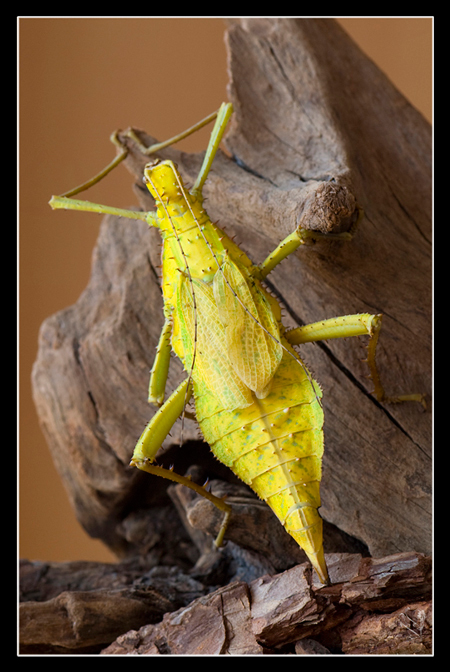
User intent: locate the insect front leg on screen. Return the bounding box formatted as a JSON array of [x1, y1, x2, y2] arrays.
[[123, 107, 222, 158], [131, 377, 232, 547], [117, 102, 233, 203], [49, 195, 158, 224], [190, 102, 233, 199], [49, 103, 232, 216], [53, 131, 130, 200], [285, 313, 426, 407]]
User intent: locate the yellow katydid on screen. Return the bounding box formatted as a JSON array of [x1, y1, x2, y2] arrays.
[[50, 102, 425, 585]]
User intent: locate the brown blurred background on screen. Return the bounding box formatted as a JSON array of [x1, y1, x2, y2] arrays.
[[19, 18, 432, 564]]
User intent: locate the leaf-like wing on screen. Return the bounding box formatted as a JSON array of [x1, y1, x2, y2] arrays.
[[177, 275, 253, 410], [213, 256, 282, 397]]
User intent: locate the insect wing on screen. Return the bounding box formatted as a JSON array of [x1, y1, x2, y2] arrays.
[[213, 256, 283, 398], [177, 275, 253, 410]]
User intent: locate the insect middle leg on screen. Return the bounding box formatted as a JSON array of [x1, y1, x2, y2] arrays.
[[254, 213, 363, 281], [148, 315, 173, 406], [251, 221, 424, 407], [147, 314, 197, 417]]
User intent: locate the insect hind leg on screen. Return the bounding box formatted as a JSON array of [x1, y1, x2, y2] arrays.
[[131, 461, 232, 548], [286, 313, 426, 407], [130, 377, 232, 547]]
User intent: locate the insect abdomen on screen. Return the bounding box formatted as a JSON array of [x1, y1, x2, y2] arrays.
[[195, 345, 329, 583]]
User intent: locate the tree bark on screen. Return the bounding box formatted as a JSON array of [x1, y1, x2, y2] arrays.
[[20, 551, 432, 654], [31, 15, 431, 613]]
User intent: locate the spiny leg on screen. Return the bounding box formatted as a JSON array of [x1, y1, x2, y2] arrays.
[[132, 462, 231, 548], [191, 102, 233, 198], [49, 194, 158, 224], [133, 102, 233, 199], [131, 377, 231, 547], [254, 209, 363, 281], [48, 128, 159, 220], [285, 313, 426, 407], [250, 214, 424, 406], [147, 312, 196, 419], [116, 102, 233, 202], [133, 378, 192, 465]]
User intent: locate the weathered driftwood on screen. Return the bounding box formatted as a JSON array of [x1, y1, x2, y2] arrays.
[[19, 556, 208, 654], [20, 551, 431, 654], [31, 15, 431, 606]]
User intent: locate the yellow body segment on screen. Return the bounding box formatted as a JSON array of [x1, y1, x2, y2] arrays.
[[195, 345, 326, 582]]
